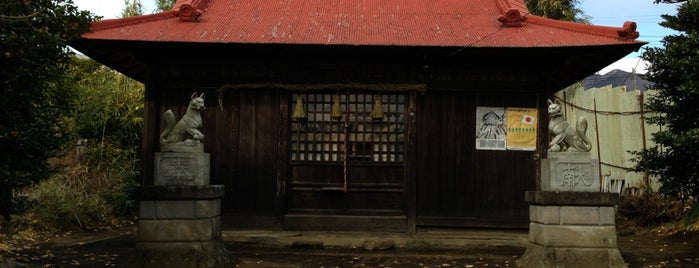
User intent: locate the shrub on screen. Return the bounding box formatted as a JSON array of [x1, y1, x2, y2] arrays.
[[619, 192, 695, 228], [31, 141, 138, 232], [27, 58, 143, 232]]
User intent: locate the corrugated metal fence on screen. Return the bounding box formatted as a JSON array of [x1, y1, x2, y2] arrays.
[[553, 83, 659, 194]]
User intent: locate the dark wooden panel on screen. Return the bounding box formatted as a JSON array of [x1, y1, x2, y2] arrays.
[[416, 92, 476, 217], [208, 89, 281, 216], [415, 91, 538, 226], [287, 190, 404, 213], [287, 164, 405, 214], [290, 164, 403, 185]]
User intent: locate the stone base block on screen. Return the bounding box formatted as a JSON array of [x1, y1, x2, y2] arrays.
[[154, 151, 210, 185], [134, 185, 229, 267], [138, 185, 225, 200], [128, 239, 233, 268], [529, 222, 617, 248], [138, 217, 221, 242], [519, 191, 626, 268], [140, 199, 221, 220], [518, 243, 627, 268], [541, 152, 600, 192]]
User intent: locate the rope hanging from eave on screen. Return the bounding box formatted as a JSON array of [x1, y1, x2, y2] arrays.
[[216, 83, 426, 112], [342, 91, 350, 193], [217, 83, 426, 92]]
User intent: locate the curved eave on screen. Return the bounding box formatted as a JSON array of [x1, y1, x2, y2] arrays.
[[71, 0, 646, 89], [71, 39, 644, 91]]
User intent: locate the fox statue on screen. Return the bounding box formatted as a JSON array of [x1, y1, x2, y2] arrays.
[[160, 92, 206, 146], [547, 99, 592, 152]]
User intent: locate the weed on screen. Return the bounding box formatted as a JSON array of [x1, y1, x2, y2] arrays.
[[619, 192, 696, 228]]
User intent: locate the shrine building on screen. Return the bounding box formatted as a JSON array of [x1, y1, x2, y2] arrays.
[[72, 0, 644, 232]]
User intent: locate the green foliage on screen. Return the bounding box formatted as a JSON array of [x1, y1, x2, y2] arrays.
[[70, 58, 144, 151], [634, 0, 699, 202], [156, 0, 177, 11], [34, 171, 109, 232], [71, 58, 143, 210], [685, 202, 699, 229], [0, 0, 93, 222], [524, 0, 589, 22], [122, 0, 145, 17], [29, 58, 144, 232], [32, 147, 138, 231]]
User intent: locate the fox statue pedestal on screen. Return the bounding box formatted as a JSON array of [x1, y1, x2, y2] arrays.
[[132, 185, 229, 268], [517, 191, 626, 268], [518, 158, 626, 267], [518, 100, 626, 267], [129, 93, 231, 267], [130, 143, 230, 268]]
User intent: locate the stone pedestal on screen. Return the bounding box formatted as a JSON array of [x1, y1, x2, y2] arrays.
[[130, 186, 231, 268], [130, 143, 231, 267], [541, 152, 600, 192], [517, 191, 626, 268]]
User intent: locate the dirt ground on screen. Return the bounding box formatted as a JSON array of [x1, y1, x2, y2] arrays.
[[1, 225, 698, 268]]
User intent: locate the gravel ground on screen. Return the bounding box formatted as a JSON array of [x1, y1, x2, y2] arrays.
[[1, 225, 698, 267]]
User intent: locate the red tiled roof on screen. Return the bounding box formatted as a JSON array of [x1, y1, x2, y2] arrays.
[[82, 0, 642, 48]]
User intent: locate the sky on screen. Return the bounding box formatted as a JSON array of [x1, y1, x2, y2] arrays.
[[72, 0, 681, 74], [72, 0, 156, 19], [579, 0, 681, 74]]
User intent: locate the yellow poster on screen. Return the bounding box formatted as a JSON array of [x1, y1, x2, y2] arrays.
[[506, 108, 537, 151]]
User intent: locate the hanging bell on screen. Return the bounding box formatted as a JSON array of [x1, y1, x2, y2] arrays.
[[292, 95, 307, 121], [331, 95, 342, 121], [370, 94, 384, 120]]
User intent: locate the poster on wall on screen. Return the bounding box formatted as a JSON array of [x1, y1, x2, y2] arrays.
[[506, 108, 538, 151], [475, 107, 506, 150]]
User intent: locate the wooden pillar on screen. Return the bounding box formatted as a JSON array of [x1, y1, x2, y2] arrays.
[[141, 63, 161, 186]]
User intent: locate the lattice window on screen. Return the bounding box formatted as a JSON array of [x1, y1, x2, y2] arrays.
[[290, 92, 405, 163]]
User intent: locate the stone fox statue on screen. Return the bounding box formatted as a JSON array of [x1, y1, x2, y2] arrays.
[[160, 92, 205, 145], [547, 99, 592, 152]]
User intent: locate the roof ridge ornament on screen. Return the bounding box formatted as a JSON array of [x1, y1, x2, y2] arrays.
[[174, 0, 207, 22], [498, 9, 527, 27], [617, 21, 639, 40]]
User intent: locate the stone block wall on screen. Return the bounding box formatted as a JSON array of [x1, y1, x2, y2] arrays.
[[130, 185, 230, 268], [518, 191, 627, 268], [138, 199, 221, 242], [529, 205, 617, 247]]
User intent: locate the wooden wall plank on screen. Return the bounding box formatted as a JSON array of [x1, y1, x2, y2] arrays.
[[166, 88, 277, 222], [415, 91, 538, 226]]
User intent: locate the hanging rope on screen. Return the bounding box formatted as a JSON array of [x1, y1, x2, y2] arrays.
[[552, 95, 650, 172], [342, 91, 350, 193], [552, 96, 652, 115]]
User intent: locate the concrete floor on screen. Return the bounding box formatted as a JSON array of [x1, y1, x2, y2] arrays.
[[223, 228, 529, 249]]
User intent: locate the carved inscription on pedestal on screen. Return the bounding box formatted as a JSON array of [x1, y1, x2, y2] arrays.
[[541, 152, 600, 192], [555, 162, 594, 188], [161, 157, 198, 184], [155, 152, 210, 186]]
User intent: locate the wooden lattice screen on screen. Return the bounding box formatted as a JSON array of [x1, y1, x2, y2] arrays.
[[290, 92, 406, 163]]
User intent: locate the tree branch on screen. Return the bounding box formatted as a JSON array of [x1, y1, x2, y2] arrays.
[[0, 9, 44, 20]]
